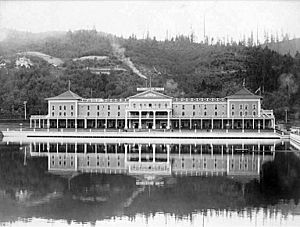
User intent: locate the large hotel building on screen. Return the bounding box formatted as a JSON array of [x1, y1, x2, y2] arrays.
[[30, 86, 275, 131]]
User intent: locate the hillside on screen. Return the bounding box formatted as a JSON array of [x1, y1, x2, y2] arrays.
[[262, 38, 300, 57], [0, 29, 300, 122]]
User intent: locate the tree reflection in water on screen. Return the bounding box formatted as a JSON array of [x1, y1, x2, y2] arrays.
[[0, 140, 299, 225]]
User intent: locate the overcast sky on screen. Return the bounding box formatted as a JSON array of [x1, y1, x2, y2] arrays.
[[1, 0, 300, 43]]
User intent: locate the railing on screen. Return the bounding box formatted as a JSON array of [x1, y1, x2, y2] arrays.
[[261, 109, 274, 119], [173, 98, 226, 102], [126, 106, 172, 111], [30, 115, 48, 119]]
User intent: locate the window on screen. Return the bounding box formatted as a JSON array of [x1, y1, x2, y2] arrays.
[[240, 111, 243, 116], [59, 112, 62, 116], [204, 104, 207, 110], [193, 112, 195, 116], [149, 103, 152, 107], [165, 104, 167, 108], [232, 112, 234, 116], [239, 104, 243, 110], [193, 105, 195, 110], [59, 105, 62, 110], [71, 112, 73, 116], [64, 112, 66, 116], [64, 106, 66, 110], [87, 112, 90, 116], [204, 111, 207, 116], [245, 104, 248, 110], [215, 112, 217, 116], [118, 112, 120, 116], [215, 104, 217, 110], [118, 105, 120, 110], [52, 106, 55, 110], [231, 104, 235, 110], [159, 104, 161, 108], [182, 112, 185, 116], [97, 105, 100, 110], [253, 104, 256, 110], [97, 112, 100, 116], [108, 112, 110, 116], [87, 106, 90, 110], [108, 105, 110, 110], [245, 111, 248, 116], [133, 104, 136, 108], [52, 112, 54, 116], [182, 105, 185, 110], [253, 111, 256, 116], [140, 104, 142, 108]]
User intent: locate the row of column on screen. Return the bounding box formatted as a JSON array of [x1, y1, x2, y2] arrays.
[[30, 117, 275, 130], [125, 110, 171, 129]]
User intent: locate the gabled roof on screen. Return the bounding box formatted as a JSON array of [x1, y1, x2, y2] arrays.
[[225, 87, 262, 99], [46, 90, 82, 100], [128, 89, 173, 99]]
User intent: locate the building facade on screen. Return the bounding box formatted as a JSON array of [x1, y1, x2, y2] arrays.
[[30, 87, 275, 131]]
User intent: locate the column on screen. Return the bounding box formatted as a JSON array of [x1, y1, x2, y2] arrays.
[[211, 118, 213, 130], [47, 119, 50, 129], [38, 119, 41, 128], [152, 144, 156, 162], [166, 145, 170, 164], [84, 143, 87, 154], [95, 119, 97, 128], [258, 120, 261, 133], [43, 119, 45, 129], [232, 119, 234, 129], [190, 118, 192, 130], [167, 111, 170, 129], [34, 119, 37, 128], [124, 144, 128, 163], [179, 118, 181, 131], [253, 118, 255, 129], [242, 118, 244, 133], [263, 118, 265, 129], [226, 152, 230, 174], [57, 119, 59, 128], [221, 118, 224, 129], [30, 119, 32, 128], [125, 110, 128, 129], [105, 118, 108, 129], [152, 111, 156, 129], [75, 119, 78, 129], [200, 119, 202, 129], [138, 111, 142, 129], [115, 119, 118, 129], [84, 118, 87, 129], [138, 144, 142, 163], [66, 119, 68, 128]]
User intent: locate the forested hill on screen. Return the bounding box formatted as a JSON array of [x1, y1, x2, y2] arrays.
[[0, 29, 300, 122]]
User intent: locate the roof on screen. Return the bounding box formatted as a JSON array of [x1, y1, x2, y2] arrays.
[[225, 87, 262, 99], [128, 89, 173, 99], [46, 90, 82, 100]]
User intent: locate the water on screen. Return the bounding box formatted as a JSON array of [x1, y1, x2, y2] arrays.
[[0, 137, 299, 227]]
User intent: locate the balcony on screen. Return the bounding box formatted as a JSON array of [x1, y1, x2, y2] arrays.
[[126, 106, 172, 111]]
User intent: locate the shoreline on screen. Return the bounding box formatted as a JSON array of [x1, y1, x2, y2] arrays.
[[1, 128, 281, 139]]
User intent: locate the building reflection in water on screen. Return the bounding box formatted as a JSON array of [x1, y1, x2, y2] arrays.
[[27, 139, 278, 185], [1, 138, 300, 226]]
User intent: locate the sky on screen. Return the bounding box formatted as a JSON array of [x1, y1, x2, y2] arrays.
[[0, 0, 300, 43]]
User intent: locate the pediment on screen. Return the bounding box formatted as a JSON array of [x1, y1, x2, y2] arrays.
[[128, 90, 172, 99]]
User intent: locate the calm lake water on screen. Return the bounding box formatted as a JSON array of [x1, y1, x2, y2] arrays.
[[0, 136, 299, 227]]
